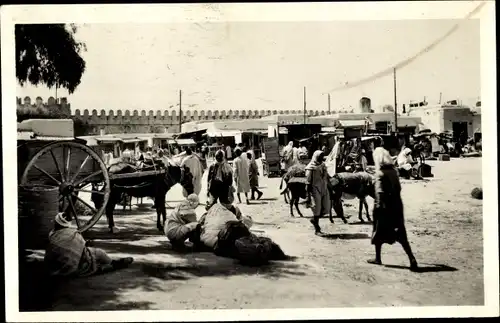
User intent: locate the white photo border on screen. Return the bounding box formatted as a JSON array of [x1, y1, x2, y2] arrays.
[[1, 1, 498, 321]]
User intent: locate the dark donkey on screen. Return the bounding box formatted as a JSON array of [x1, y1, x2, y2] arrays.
[[92, 160, 194, 233], [280, 171, 375, 223]]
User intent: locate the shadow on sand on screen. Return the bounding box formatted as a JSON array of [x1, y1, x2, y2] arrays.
[[349, 221, 373, 225], [318, 232, 371, 240], [83, 220, 162, 241], [384, 263, 458, 273], [19, 219, 304, 312]]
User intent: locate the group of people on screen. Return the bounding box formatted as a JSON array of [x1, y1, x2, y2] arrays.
[[207, 148, 263, 206], [44, 156, 282, 278], [293, 137, 419, 271]]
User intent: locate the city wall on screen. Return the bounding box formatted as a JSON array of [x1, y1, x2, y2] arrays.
[[17, 96, 335, 135]]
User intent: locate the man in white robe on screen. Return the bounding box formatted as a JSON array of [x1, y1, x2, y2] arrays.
[[181, 147, 204, 197]]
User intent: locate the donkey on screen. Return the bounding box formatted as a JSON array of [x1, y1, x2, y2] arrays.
[[280, 172, 375, 223], [92, 160, 194, 233]]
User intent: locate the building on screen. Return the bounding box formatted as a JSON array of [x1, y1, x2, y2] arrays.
[[406, 102, 481, 140], [310, 112, 423, 134]]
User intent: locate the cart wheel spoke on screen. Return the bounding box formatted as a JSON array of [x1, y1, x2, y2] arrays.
[[21, 141, 111, 233], [65, 146, 72, 181], [33, 165, 61, 185], [66, 196, 81, 229], [73, 193, 97, 214], [70, 155, 90, 183], [74, 188, 105, 195], [74, 170, 103, 187], [50, 149, 64, 182]]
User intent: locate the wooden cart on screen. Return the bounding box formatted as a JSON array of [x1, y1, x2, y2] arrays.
[[18, 136, 171, 234]]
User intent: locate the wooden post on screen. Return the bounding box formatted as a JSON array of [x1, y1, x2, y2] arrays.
[[303, 86, 307, 124], [328, 93, 331, 114], [179, 90, 182, 133], [393, 67, 398, 133]]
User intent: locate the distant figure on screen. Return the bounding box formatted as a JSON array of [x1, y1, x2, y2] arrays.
[[356, 149, 368, 172], [181, 147, 204, 197], [282, 141, 297, 171], [298, 143, 308, 159], [233, 148, 250, 204], [206, 150, 233, 210], [369, 137, 418, 271], [247, 151, 263, 200], [201, 143, 209, 159], [173, 147, 180, 155], [225, 145, 233, 160]]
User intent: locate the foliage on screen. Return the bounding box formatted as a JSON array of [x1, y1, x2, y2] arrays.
[[16, 24, 87, 94]]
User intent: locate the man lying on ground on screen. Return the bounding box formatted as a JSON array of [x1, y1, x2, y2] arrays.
[[197, 189, 289, 265], [44, 213, 133, 278]]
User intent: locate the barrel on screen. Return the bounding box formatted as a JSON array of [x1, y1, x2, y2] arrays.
[[18, 185, 60, 250]]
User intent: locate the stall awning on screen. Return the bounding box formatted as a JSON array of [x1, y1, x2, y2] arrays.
[[167, 138, 196, 145], [338, 120, 366, 128], [122, 138, 146, 144], [154, 133, 174, 139], [176, 129, 207, 139], [206, 130, 242, 137], [321, 127, 337, 133], [96, 137, 123, 143], [278, 128, 288, 134]]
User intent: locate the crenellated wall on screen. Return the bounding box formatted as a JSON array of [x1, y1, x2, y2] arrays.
[[17, 96, 336, 135], [16, 96, 71, 115]]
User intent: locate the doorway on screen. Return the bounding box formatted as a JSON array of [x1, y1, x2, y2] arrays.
[[452, 122, 468, 144]]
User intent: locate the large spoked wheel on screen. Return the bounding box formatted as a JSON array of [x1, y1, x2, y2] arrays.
[[20, 141, 110, 232]]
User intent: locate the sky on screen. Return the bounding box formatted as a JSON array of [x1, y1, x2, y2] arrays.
[[16, 19, 480, 114]]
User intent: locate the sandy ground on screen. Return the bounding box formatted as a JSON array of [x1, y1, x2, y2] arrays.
[[20, 157, 483, 310]]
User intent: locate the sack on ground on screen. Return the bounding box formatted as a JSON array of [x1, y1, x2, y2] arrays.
[[234, 234, 287, 266], [213, 220, 251, 258]]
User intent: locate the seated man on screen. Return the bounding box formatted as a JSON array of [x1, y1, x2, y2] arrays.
[[397, 147, 418, 179], [44, 213, 133, 278], [164, 194, 201, 249]]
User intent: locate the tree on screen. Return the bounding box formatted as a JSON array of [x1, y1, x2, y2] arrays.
[[16, 24, 87, 94]]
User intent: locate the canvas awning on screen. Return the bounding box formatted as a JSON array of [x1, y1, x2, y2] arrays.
[[154, 133, 174, 139], [321, 127, 337, 133], [206, 129, 242, 137], [337, 120, 366, 128], [167, 138, 197, 146], [278, 128, 288, 134], [96, 137, 123, 143], [122, 138, 146, 144]]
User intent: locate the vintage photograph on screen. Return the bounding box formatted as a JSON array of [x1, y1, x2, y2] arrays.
[[2, 1, 498, 321]]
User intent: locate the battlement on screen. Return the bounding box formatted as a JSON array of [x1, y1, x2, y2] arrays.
[[16, 96, 71, 108], [70, 108, 333, 123], [16, 96, 341, 136]]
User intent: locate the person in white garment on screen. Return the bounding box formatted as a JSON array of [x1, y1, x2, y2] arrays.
[[233, 148, 251, 204], [180, 147, 204, 197]]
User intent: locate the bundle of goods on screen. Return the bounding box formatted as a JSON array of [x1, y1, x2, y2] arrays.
[[471, 187, 483, 200], [283, 163, 306, 181]]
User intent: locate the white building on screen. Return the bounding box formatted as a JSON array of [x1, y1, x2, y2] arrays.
[[406, 102, 481, 138]]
